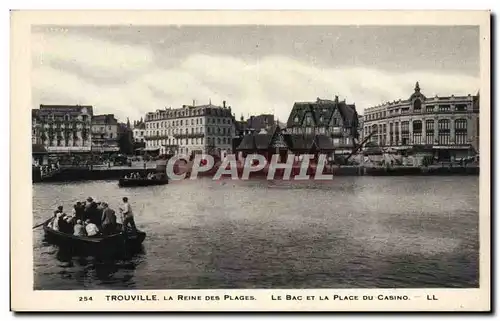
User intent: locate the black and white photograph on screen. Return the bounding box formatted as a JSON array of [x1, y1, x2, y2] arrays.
[[11, 10, 490, 312]]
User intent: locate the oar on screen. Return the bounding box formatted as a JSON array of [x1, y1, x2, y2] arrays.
[[33, 218, 51, 229], [32, 222, 45, 229]]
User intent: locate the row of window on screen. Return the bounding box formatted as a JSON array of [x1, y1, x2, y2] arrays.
[[37, 123, 91, 129], [34, 114, 90, 122], [365, 119, 468, 135], [376, 130, 469, 146], [365, 104, 470, 121], [146, 117, 233, 129], [146, 108, 231, 121], [147, 126, 233, 137], [146, 136, 233, 147], [295, 114, 342, 126], [39, 141, 91, 147], [288, 126, 344, 134]]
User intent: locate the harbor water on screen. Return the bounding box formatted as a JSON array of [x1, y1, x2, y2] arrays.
[[33, 176, 479, 289]]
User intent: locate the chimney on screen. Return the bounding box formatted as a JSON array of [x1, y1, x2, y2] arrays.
[[193, 99, 196, 106], [223, 100, 226, 108]]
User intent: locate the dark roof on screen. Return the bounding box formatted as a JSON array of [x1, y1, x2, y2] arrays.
[[134, 122, 146, 130], [39, 105, 94, 115], [92, 114, 118, 125], [236, 131, 338, 151], [286, 97, 358, 128], [236, 135, 257, 150]]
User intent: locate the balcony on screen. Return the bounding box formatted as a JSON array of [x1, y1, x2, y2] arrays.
[[144, 134, 170, 139], [173, 133, 205, 139]]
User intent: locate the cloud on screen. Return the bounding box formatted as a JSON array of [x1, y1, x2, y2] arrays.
[[32, 33, 480, 123], [31, 31, 154, 80]]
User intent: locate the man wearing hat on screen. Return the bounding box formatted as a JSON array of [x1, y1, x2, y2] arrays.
[[84, 197, 99, 225], [101, 202, 117, 235], [53, 205, 63, 217]]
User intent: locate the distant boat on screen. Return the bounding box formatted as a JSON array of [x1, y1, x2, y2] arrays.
[[118, 177, 169, 187], [41, 217, 146, 250]]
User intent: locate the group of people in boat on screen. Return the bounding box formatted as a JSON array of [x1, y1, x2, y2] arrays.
[[124, 172, 163, 180], [48, 196, 137, 237]]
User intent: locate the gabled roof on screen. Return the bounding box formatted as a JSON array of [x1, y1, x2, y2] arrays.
[[236, 135, 257, 150], [286, 97, 358, 128]]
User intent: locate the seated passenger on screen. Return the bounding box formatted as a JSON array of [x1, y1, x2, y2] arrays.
[[73, 219, 87, 236], [85, 219, 100, 237]]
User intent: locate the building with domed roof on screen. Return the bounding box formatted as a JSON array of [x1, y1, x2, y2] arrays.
[[362, 82, 480, 161]]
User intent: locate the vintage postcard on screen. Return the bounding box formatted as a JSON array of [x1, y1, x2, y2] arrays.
[[10, 10, 490, 312]]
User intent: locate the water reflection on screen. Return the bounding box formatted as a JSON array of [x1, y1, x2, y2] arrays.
[[35, 240, 145, 290]]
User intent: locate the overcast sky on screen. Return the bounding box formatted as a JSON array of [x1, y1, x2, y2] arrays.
[[31, 25, 480, 122]]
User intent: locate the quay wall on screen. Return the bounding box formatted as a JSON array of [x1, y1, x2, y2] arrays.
[[33, 164, 480, 183], [34, 167, 157, 183], [185, 164, 479, 178]]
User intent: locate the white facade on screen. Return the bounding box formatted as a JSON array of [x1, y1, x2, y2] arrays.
[[133, 124, 146, 143], [91, 114, 119, 152], [363, 82, 480, 155], [32, 105, 93, 153], [144, 102, 235, 157]]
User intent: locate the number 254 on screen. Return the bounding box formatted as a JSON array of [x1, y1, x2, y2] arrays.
[[79, 296, 93, 302]]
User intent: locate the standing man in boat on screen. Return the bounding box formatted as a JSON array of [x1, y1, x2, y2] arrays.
[[101, 202, 117, 235], [84, 197, 99, 225], [119, 197, 137, 233], [53, 205, 63, 217]]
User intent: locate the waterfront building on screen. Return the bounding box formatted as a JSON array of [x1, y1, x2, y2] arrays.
[[362, 82, 480, 161], [233, 113, 277, 153], [132, 119, 146, 144], [91, 114, 119, 153], [31, 104, 93, 153], [144, 100, 235, 158], [246, 114, 275, 132], [285, 96, 360, 155], [236, 124, 338, 163], [357, 115, 364, 143]]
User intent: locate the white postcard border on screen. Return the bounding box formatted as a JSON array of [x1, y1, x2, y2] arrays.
[[10, 10, 491, 312]]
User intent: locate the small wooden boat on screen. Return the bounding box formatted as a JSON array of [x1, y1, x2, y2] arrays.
[[118, 178, 169, 187], [42, 217, 146, 250]]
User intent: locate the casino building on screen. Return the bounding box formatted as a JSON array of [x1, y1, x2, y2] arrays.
[[362, 82, 480, 161]]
